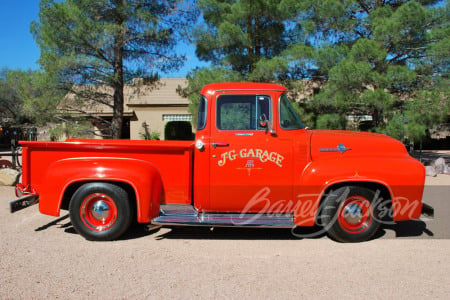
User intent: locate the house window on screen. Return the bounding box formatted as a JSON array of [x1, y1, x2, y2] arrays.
[[162, 114, 192, 122]]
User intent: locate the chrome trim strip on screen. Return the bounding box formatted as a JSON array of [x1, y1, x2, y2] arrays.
[[319, 144, 352, 153]]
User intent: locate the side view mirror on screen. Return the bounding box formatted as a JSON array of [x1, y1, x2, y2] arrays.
[[259, 114, 276, 135], [259, 114, 268, 128]]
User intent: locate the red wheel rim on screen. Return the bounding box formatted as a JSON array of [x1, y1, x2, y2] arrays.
[[338, 196, 373, 234], [80, 193, 117, 231]]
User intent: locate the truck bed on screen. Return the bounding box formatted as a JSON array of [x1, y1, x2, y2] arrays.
[[20, 139, 194, 206]]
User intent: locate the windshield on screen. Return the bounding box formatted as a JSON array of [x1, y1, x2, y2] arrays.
[[279, 94, 305, 130]]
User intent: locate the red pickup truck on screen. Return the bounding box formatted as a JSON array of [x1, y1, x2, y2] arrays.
[[11, 82, 433, 242]]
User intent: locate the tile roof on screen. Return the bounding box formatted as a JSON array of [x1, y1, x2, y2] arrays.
[[60, 78, 188, 115]]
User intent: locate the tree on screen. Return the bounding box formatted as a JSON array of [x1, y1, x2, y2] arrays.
[[184, 0, 448, 142], [404, 80, 450, 142], [0, 68, 60, 126], [0, 68, 22, 123], [184, 0, 293, 118], [8, 70, 62, 125], [31, 0, 197, 138], [195, 0, 292, 76], [274, 0, 448, 137]]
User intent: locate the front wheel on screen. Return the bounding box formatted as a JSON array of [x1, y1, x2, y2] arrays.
[[69, 182, 132, 241], [320, 186, 382, 243]]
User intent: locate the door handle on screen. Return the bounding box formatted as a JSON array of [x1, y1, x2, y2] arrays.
[[212, 142, 229, 148]]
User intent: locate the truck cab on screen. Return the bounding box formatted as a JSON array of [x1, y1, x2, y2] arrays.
[[191, 83, 310, 213]]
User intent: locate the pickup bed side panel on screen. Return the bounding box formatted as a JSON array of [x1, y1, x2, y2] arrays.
[[20, 140, 193, 223], [296, 156, 425, 226], [40, 158, 162, 222]]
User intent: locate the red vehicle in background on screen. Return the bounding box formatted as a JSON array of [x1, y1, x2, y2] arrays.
[[10, 83, 433, 242]]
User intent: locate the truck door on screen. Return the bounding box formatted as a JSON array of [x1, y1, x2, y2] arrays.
[[209, 93, 295, 213]]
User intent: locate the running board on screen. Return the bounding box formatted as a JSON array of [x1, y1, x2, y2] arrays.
[[153, 205, 294, 228]]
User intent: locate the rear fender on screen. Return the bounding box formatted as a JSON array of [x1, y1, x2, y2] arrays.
[[39, 157, 162, 223]]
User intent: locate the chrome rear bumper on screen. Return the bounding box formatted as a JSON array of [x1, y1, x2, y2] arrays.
[[10, 194, 39, 213]]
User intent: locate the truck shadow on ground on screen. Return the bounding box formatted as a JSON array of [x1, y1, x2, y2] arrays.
[[153, 220, 434, 241], [34, 215, 435, 241], [35, 214, 71, 232], [34, 214, 153, 240], [154, 226, 327, 240], [381, 220, 434, 238]]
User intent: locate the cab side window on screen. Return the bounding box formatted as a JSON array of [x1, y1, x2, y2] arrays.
[[197, 96, 207, 130], [216, 95, 270, 131]]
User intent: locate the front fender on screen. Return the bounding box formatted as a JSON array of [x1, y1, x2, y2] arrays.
[[39, 157, 162, 223], [295, 156, 425, 226]]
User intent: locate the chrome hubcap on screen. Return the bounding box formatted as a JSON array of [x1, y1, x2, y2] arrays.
[[343, 204, 363, 225], [80, 193, 117, 231], [91, 200, 111, 221]]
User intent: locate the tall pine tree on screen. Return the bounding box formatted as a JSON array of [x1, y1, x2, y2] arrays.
[[195, 0, 290, 75], [261, 0, 449, 140], [182, 0, 292, 119], [32, 0, 197, 138]]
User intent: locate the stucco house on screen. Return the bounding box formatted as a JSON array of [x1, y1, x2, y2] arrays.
[[60, 78, 191, 140]]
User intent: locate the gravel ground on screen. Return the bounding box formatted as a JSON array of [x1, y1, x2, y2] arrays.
[[1, 175, 449, 299]]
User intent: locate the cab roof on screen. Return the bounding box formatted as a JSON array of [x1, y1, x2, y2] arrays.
[[201, 82, 287, 95]]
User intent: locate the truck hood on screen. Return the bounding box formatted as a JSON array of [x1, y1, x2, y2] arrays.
[[309, 130, 408, 160]]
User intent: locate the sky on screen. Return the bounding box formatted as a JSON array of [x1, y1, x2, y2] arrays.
[[0, 0, 40, 70], [0, 0, 207, 78]]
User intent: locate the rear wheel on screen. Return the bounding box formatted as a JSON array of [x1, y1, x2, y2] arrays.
[[321, 186, 381, 243], [69, 182, 132, 241]]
